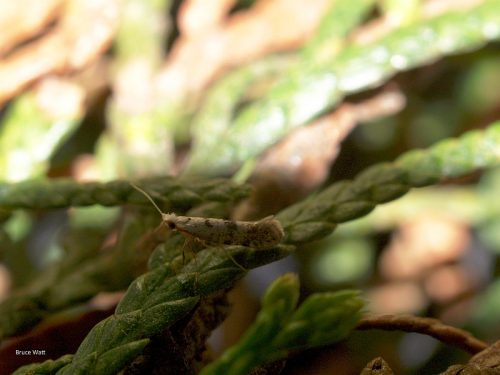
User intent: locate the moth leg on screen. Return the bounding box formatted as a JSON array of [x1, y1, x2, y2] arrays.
[[171, 237, 196, 276], [176, 237, 201, 288], [181, 236, 197, 266], [189, 238, 205, 289], [220, 246, 246, 272]]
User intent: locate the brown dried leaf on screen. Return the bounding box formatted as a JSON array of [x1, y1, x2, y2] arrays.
[[156, 0, 332, 99], [0, 0, 119, 106], [178, 0, 236, 37], [0, 0, 63, 56]]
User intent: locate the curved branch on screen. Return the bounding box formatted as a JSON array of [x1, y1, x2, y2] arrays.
[[356, 314, 488, 355]]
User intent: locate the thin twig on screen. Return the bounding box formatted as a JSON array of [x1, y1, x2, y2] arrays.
[[356, 314, 488, 355]]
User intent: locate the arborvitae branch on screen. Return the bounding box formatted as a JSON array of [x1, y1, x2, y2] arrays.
[[0, 176, 251, 209], [278, 121, 500, 244], [11, 245, 292, 374], [185, 0, 375, 174], [11, 121, 500, 373], [12, 355, 73, 375], [185, 1, 500, 176], [201, 274, 364, 375]]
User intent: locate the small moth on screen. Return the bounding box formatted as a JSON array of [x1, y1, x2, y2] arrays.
[[131, 183, 284, 249]]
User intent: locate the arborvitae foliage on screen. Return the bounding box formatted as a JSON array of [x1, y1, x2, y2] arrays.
[[1, 0, 500, 374]]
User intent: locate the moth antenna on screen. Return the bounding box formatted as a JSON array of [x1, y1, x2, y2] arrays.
[[130, 182, 165, 217]]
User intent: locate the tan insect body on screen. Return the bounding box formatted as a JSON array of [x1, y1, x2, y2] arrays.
[[132, 184, 284, 249]]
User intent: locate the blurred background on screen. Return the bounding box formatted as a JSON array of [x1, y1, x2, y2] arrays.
[[0, 0, 499, 373]]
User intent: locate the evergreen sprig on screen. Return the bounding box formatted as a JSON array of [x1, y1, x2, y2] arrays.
[[185, 0, 376, 175], [0, 176, 251, 210], [11, 120, 500, 374], [0, 85, 82, 182], [0, 216, 157, 340], [185, 54, 294, 174], [0, 201, 239, 341], [278, 121, 500, 244], [186, 0, 500, 176], [5, 1, 500, 374], [12, 355, 74, 375], [11, 245, 292, 375], [104, 0, 174, 177], [200, 273, 363, 375]]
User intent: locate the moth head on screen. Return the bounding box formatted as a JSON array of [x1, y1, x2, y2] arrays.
[[162, 213, 177, 230]]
